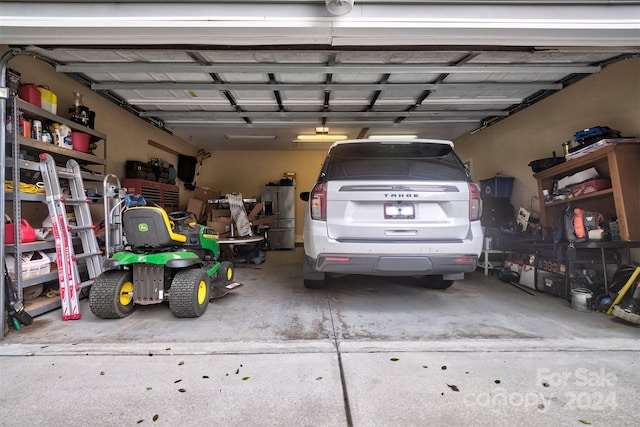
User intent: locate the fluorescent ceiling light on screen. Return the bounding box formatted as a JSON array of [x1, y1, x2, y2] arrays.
[[295, 126, 348, 142], [128, 99, 231, 106], [368, 135, 418, 140], [422, 98, 522, 105], [225, 135, 277, 140], [294, 134, 349, 142]]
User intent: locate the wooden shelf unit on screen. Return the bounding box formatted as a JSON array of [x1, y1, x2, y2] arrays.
[[533, 143, 640, 242]]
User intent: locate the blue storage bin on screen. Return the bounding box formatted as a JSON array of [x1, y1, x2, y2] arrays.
[[480, 176, 514, 199]]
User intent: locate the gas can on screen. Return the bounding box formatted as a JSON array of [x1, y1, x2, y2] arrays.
[[18, 83, 41, 107], [37, 86, 58, 114]]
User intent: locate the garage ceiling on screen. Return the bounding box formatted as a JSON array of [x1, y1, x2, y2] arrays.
[[2, 1, 640, 150]]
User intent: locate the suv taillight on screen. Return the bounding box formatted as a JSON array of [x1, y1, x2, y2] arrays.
[[310, 182, 327, 220], [469, 183, 482, 221]]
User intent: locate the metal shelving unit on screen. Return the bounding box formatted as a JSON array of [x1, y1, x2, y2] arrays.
[[4, 97, 107, 326]]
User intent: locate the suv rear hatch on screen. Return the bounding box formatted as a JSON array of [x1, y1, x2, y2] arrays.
[[318, 140, 474, 242]]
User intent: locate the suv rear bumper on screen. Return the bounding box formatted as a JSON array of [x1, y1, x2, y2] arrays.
[[308, 253, 477, 276], [303, 218, 482, 277]]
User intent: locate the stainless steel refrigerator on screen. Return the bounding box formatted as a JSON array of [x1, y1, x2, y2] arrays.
[[261, 185, 295, 249]]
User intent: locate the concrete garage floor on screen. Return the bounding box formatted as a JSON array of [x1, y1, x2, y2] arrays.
[[1, 248, 638, 426]]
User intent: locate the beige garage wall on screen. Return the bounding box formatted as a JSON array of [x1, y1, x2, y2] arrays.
[[454, 57, 640, 220]]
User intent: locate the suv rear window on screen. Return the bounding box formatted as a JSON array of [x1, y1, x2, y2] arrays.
[[321, 141, 469, 181]]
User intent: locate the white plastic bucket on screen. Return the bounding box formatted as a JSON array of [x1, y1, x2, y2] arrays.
[[571, 288, 593, 312]]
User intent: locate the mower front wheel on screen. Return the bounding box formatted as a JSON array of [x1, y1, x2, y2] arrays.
[[216, 261, 234, 284], [169, 268, 210, 318], [89, 270, 135, 319]]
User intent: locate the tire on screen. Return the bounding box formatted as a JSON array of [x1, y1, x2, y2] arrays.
[[169, 268, 210, 318], [303, 255, 325, 289], [304, 278, 326, 289], [216, 261, 234, 284], [89, 270, 135, 319], [422, 276, 454, 289]]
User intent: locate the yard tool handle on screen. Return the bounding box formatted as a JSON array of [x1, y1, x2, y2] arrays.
[[606, 266, 640, 315], [196, 149, 212, 162]]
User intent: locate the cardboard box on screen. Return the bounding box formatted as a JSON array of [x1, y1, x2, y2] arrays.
[[192, 187, 222, 222], [208, 209, 231, 220], [186, 198, 205, 220], [570, 178, 611, 198], [194, 187, 221, 202], [207, 217, 232, 235]]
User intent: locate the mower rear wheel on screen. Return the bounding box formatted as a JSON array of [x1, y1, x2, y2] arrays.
[[216, 261, 234, 284], [89, 270, 135, 319], [169, 268, 210, 318]]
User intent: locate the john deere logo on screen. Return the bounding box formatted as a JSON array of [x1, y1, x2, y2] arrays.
[[138, 223, 149, 232]]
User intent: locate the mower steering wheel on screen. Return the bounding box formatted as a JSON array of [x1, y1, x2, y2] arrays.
[[168, 211, 195, 224]]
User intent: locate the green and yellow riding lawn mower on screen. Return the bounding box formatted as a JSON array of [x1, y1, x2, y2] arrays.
[[89, 207, 234, 319]]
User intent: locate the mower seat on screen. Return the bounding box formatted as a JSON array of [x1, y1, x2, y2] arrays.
[[123, 206, 187, 249]]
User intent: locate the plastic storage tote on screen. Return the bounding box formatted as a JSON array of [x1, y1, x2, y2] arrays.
[[480, 176, 515, 199]]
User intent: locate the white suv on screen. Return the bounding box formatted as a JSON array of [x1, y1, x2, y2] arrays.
[[300, 139, 483, 289]]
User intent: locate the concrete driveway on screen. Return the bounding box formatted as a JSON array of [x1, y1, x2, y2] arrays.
[[1, 248, 638, 426]]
